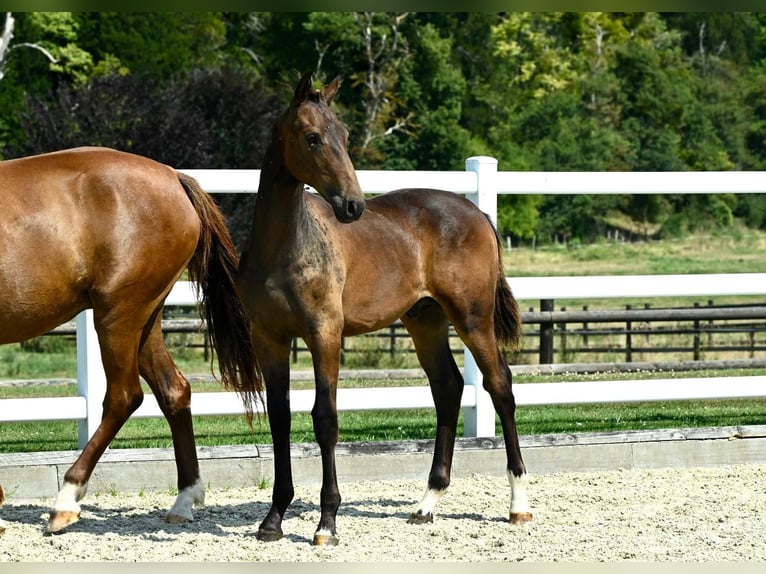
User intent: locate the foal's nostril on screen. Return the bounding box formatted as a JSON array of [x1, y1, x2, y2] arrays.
[[345, 199, 365, 220]]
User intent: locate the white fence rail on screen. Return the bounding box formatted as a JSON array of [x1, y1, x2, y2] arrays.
[[2, 158, 766, 447]]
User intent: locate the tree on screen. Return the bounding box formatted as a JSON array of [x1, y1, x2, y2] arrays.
[[4, 12, 766, 240], [4, 66, 282, 247], [373, 19, 475, 170], [0, 12, 58, 82], [301, 12, 415, 167], [0, 12, 93, 158], [74, 13, 226, 79]]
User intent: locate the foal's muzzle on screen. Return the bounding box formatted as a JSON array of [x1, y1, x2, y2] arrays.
[[330, 195, 365, 223]]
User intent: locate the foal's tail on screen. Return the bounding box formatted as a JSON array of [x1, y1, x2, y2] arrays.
[[177, 172, 263, 422], [486, 214, 522, 352]]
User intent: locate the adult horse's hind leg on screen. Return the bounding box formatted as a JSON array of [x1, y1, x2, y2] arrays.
[[0, 484, 6, 535], [138, 314, 205, 524], [48, 309, 148, 532], [401, 300, 465, 524]]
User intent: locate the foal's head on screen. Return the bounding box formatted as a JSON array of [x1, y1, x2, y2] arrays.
[[277, 71, 365, 223]]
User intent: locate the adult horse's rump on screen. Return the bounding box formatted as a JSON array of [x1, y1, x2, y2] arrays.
[[0, 147, 261, 532]]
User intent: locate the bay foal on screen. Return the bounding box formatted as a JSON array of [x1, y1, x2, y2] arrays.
[[236, 72, 532, 546]]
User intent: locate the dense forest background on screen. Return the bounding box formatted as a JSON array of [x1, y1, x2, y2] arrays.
[[2, 12, 766, 247]]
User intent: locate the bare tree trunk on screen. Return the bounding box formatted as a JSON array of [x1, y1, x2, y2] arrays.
[[0, 12, 15, 80], [353, 12, 413, 152], [1, 12, 58, 82]]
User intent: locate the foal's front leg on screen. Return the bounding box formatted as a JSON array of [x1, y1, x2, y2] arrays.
[[306, 333, 343, 546], [257, 342, 294, 542]]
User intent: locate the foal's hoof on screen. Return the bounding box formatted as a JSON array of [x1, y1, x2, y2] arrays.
[[312, 530, 339, 546], [510, 511, 533, 525], [407, 511, 434, 525], [257, 527, 283, 542], [48, 510, 80, 533]]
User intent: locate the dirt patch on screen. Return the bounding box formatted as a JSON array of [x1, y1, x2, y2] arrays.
[[1, 464, 764, 562]]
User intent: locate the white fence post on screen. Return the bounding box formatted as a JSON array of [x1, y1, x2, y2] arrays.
[[75, 310, 106, 448], [463, 156, 499, 437]]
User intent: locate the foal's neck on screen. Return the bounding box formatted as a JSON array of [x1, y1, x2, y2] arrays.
[[244, 140, 313, 263]]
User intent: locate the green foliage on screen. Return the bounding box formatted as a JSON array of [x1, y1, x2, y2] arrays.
[[74, 13, 227, 79], [2, 11, 766, 240], [27, 12, 93, 85]]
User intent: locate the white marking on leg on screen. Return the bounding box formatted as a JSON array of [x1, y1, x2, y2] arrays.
[[414, 487, 446, 518], [507, 469, 531, 515], [52, 481, 88, 514], [167, 477, 205, 522], [312, 527, 337, 545]]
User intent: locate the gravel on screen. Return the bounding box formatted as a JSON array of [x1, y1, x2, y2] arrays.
[[1, 464, 764, 562]]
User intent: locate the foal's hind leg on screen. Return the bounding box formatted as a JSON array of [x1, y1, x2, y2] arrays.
[[49, 313, 147, 532], [451, 318, 532, 524], [139, 315, 204, 524], [401, 302, 464, 524]]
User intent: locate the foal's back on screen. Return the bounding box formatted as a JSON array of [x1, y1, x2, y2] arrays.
[[309, 188, 501, 336]]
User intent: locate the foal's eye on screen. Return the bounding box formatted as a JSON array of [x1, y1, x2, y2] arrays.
[[305, 133, 321, 148]]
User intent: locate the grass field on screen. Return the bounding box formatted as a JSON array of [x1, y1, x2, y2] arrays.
[[1, 228, 764, 453], [505, 227, 766, 278], [2, 369, 765, 454]]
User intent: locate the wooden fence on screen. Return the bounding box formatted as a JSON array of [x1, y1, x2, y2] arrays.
[[32, 299, 766, 367], [1, 160, 766, 447]]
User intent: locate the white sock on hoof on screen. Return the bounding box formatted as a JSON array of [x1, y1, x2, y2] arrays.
[[507, 470, 531, 515], [52, 482, 88, 514], [167, 478, 205, 521], [414, 487, 446, 517]]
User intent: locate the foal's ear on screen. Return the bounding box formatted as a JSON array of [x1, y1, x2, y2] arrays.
[[294, 71, 315, 105], [321, 75, 343, 105]]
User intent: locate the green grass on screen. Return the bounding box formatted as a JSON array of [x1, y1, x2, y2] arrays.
[[506, 227, 766, 278], [2, 370, 765, 454]]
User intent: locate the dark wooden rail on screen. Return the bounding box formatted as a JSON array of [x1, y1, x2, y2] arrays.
[[41, 303, 766, 366]]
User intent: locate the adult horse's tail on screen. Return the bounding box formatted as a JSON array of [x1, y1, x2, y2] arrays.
[[486, 215, 522, 352], [177, 172, 262, 422]]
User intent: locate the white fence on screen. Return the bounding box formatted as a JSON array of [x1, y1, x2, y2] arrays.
[[1, 157, 766, 447]]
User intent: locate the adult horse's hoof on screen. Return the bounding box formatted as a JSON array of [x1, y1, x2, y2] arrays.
[[312, 531, 339, 546], [257, 527, 283, 542], [407, 511, 434, 524], [165, 512, 193, 525], [165, 479, 204, 525], [510, 511, 533, 524], [48, 510, 80, 533]]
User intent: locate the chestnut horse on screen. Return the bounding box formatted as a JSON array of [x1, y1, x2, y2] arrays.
[[236, 72, 532, 546], [0, 147, 261, 532], [0, 484, 5, 535]]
